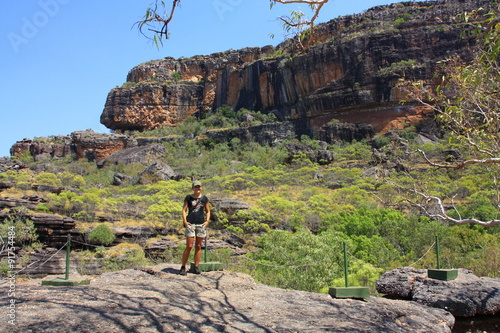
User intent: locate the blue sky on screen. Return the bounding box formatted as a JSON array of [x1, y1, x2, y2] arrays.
[[1, 0, 418, 157]]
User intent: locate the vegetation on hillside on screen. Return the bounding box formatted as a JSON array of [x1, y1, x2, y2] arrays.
[[1, 2, 499, 294], [1, 105, 499, 291]]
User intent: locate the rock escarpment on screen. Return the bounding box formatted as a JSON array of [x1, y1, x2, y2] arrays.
[[101, 0, 493, 137]]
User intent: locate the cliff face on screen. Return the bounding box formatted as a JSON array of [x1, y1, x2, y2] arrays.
[[10, 131, 132, 162], [101, 0, 492, 136]]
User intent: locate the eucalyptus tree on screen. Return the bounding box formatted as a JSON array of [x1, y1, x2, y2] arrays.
[[398, 10, 500, 228]]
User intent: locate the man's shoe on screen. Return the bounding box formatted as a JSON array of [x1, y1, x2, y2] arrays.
[[191, 266, 201, 274], [179, 266, 187, 275]]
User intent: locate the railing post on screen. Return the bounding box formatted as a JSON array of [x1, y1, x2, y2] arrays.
[[204, 234, 208, 263], [65, 234, 71, 280], [343, 242, 349, 288], [435, 235, 441, 270]]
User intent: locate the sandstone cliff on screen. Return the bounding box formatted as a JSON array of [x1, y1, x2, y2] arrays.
[[9, 0, 494, 162], [101, 0, 493, 137]]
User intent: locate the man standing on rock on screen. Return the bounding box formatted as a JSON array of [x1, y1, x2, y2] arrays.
[[179, 181, 210, 275]]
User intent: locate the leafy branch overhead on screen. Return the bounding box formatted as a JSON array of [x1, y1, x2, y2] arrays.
[[270, 0, 329, 50], [136, 0, 330, 50], [134, 0, 181, 48]]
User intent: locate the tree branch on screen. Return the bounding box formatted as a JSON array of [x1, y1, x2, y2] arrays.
[[414, 149, 500, 170], [272, 0, 329, 50], [135, 0, 181, 46], [390, 182, 500, 228]]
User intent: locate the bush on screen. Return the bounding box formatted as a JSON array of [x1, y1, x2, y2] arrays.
[[0, 214, 38, 246], [88, 224, 115, 246], [34, 172, 62, 186]]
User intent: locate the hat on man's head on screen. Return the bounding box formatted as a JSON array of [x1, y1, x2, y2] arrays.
[[192, 181, 202, 187]]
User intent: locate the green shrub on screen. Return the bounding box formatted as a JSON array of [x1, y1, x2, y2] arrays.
[[0, 214, 38, 246], [88, 224, 115, 246], [171, 71, 181, 82], [34, 203, 51, 213], [394, 13, 411, 28], [34, 172, 62, 186]]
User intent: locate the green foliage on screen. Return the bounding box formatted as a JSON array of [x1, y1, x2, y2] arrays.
[[327, 260, 383, 294], [244, 229, 347, 292], [393, 13, 411, 28], [33, 172, 61, 186], [0, 170, 32, 183], [144, 199, 182, 224], [73, 243, 149, 274], [321, 208, 446, 268], [0, 214, 38, 246], [334, 141, 372, 161], [377, 59, 415, 78], [88, 224, 116, 246], [72, 210, 93, 222], [171, 71, 181, 82], [57, 171, 86, 187], [34, 203, 51, 213]]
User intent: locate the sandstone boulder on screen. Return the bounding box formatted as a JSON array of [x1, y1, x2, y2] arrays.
[[137, 161, 177, 184], [19, 247, 79, 276], [112, 226, 158, 242], [97, 143, 166, 168], [145, 236, 179, 251], [204, 238, 247, 256], [376, 267, 500, 317]]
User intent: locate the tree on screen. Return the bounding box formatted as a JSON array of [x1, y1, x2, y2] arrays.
[[398, 9, 500, 227], [136, 0, 330, 50]]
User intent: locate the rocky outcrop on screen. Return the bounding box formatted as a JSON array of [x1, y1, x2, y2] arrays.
[[9, 130, 135, 163], [7, 265, 456, 333], [18, 248, 78, 276], [100, 0, 493, 138], [319, 121, 374, 143], [203, 121, 295, 146], [0, 196, 41, 210], [71, 130, 132, 162], [27, 213, 78, 248], [8, 1, 495, 163], [0, 157, 27, 173], [9, 137, 73, 161], [284, 142, 335, 165], [376, 267, 500, 317], [137, 161, 183, 184], [9, 122, 294, 162], [0, 203, 79, 248], [96, 143, 166, 168]]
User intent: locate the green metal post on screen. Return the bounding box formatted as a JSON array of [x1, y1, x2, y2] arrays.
[[343, 242, 349, 288], [204, 234, 208, 263], [65, 234, 71, 280], [435, 235, 441, 270]]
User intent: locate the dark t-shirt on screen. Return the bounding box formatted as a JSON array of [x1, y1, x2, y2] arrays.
[[184, 195, 209, 224]]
